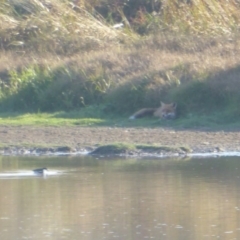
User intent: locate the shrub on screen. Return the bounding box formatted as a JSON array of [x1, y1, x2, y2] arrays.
[[0, 65, 113, 111]]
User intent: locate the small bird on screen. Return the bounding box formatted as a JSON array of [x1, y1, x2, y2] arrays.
[[33, 168, 48, 175]]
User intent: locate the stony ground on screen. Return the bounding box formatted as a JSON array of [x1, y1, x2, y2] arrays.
[[1, 125, 240, 156]]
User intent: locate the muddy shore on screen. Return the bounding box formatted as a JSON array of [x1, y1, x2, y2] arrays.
[[1, 125, 240, 157]]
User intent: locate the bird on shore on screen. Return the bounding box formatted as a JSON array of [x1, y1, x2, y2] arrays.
[[33, 168, 48, 175]]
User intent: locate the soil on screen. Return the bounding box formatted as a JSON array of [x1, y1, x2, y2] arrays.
[[1, 125, 240, 156]]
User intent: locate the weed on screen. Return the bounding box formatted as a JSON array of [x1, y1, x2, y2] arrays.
[[0, 0, 240, 126]]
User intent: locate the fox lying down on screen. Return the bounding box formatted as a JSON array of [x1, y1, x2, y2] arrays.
[[129, 102, 177, 120]]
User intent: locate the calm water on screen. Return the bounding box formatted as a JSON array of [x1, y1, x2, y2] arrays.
[[0, 155, 240, 240]]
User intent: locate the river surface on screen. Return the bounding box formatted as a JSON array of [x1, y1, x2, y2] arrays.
[[0, 155, 240, 240]]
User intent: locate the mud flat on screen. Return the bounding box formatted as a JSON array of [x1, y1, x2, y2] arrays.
[[1, 125, 240, 157]]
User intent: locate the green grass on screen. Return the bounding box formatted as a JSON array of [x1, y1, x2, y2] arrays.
[[1, 107, 240, 131], [0, 112, 105, 126], [90, 143, 191, 155], [91, 143, 136, 155], [0, 111, 159, 127]]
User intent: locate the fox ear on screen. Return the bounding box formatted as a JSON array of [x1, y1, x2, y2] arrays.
[[160, 101, 165, 106], [172, 103, 177, 109]]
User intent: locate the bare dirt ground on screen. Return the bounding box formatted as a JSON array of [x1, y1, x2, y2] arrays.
[[1, 125, 240, 156]]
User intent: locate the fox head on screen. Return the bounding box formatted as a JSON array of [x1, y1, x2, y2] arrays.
[[154, 102, 177, 119]]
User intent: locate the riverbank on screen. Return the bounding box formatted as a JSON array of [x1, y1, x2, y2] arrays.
[[1, 125, 240, 157]]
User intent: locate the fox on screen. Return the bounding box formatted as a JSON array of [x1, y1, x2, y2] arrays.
[[129, 101, 177, 120]]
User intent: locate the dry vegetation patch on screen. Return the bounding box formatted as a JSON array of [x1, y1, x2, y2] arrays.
[[1, 0, 240, 122]]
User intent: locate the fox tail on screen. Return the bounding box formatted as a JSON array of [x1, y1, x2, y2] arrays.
[[129, 108, 156, 120]]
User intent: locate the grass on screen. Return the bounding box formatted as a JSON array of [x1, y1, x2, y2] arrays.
[[91, 143, 136, 155], [1, 0, 240, 127], [0, 112, 105, 126], [0, 111, 159, 127], [90, 143, 191, 155], [1, 106, 240, 131]]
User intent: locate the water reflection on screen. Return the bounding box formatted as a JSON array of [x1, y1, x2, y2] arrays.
[[0, 156, 240, 239]]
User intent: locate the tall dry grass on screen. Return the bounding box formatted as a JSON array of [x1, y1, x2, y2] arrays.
[[2, 0, 240, 54], [0, 0, 127, 54], [0, 0, 240, 119], [161, 0, 240, 35]]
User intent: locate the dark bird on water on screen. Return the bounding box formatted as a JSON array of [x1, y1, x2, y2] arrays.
[[33, 168, 48, 175]]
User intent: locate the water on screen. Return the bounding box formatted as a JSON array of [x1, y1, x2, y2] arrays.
[[0, 155, 240, 240]]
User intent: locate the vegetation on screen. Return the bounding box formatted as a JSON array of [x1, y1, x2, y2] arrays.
[[90, 143, 190, 155], [1, 0, 240, 127]]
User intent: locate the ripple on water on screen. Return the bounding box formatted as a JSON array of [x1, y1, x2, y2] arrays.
[[0, 170, 61, 178]]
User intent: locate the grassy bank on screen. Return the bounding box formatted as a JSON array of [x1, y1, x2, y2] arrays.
[[1, 108, 240, 130], [1, 0, 240, 127]]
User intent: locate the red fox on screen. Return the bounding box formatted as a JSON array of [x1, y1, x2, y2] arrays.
[[129, 102, 177, 120]]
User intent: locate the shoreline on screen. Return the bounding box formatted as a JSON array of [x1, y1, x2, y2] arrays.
[[1, 125, 240, 158], [1, 145, 240, 158]]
